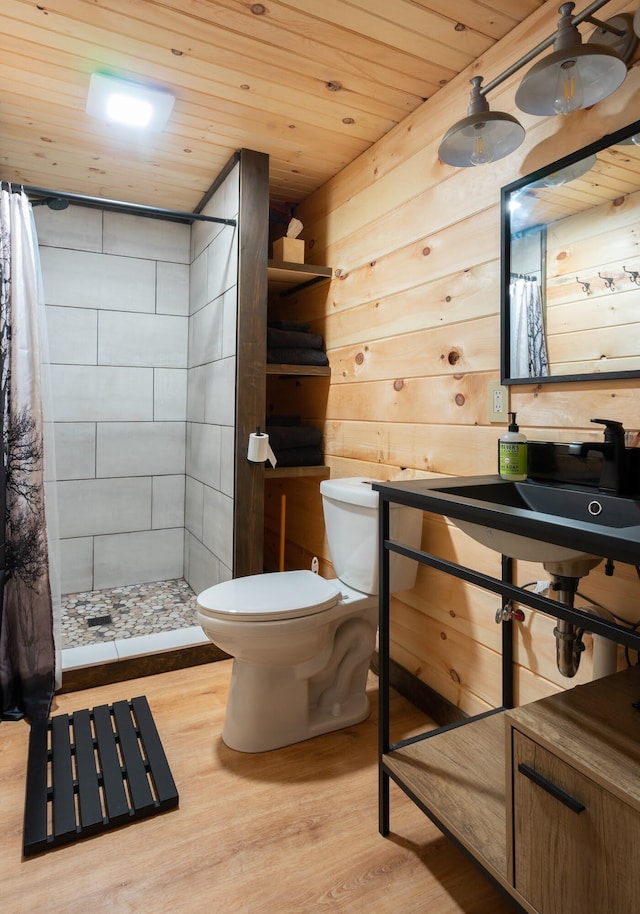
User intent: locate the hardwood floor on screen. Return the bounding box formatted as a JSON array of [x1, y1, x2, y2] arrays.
[[1, 661, 518, 913]]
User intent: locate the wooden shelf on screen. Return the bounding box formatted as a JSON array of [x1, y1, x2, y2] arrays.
[[267, 260, 332, 296], [384, 712, 509, 887], [266, 363, 330, 377], [265, 466, 330, 480]]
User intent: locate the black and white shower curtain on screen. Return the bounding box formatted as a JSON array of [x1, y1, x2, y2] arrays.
[[0, 186, 58, 722], [509, 276, 550, 378]]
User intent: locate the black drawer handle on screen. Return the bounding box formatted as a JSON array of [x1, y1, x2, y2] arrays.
[[517, 763, 586, 814]]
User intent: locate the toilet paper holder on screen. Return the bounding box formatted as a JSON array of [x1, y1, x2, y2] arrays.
[[247, 427, 277, 468]]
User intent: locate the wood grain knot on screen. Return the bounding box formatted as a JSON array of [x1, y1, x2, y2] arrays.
[[422, 246, 431, 256], [450, 669, 461, 683], [394, 379, 404, 391], [455, 394, 465, 406], [355, 352, 365, 365], [447, 350, 460, 365]]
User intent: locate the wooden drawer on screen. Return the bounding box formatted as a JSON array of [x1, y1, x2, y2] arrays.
[[512, 729, 640, 914]]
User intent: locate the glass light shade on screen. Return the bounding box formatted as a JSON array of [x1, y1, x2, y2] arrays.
[[515, 44, 627, 116], [438, 111, 525, 167]]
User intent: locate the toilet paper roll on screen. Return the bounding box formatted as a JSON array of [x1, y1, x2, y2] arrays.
[[247, 432, 277, 467]]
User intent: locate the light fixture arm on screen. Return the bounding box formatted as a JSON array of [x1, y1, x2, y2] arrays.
[[479, 0, 620, 98], [582, 16, 627, 37], [467, 76, 490, 116], [438, 0, 631, 168]]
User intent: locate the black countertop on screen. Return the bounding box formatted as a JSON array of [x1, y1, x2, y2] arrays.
[[373, 475, 640, 568]]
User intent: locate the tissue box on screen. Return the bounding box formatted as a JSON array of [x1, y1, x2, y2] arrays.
[[273, 236, 304, 263]]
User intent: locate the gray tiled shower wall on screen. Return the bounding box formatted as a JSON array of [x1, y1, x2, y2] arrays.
[[34, 167, 239, 598]]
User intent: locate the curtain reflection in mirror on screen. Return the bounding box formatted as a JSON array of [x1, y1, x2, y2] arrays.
[[510, 276, 549, 378]]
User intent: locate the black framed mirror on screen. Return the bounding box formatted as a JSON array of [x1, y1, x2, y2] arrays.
[[500, 119, 640, 384]]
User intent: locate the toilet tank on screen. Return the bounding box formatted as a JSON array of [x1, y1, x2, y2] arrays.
[[320, 477, 422, 595]]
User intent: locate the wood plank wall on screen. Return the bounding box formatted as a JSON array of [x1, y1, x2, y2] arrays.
[[546, 189, 640, 375], [270, 0, 640, 716]]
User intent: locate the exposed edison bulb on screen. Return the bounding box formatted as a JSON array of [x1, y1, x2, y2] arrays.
[[469, 123, 495, 166], [543, 170, 566, 187], [553, 59, 584, 115]]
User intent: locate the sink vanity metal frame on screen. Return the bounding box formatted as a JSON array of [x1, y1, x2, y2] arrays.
[[374, 476, 640, 913]]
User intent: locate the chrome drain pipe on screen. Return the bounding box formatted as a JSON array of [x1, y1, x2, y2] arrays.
[[552, 576, 584, 678]]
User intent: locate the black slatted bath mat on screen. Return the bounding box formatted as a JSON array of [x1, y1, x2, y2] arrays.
[[23, 695, 179, 856]]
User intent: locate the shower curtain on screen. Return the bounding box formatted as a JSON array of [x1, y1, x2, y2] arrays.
[[0, 186, 59, 722], [509, 276, 549, 378]]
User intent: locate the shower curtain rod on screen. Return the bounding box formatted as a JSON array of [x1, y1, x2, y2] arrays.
[[20, 183, 237, 226]]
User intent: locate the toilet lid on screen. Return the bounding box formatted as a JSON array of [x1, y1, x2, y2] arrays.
[[197, 570, 342, 621]]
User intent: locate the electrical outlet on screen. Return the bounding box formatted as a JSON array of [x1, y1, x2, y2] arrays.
[[488, 382, 509, 423]]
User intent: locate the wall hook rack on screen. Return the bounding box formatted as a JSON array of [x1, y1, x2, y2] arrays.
[[598, 271, 615, 291], [623, 265, 640, 285], [576, 276, 592, 295]]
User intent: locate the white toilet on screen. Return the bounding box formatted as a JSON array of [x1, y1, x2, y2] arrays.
[[196, 477, 422, 752]]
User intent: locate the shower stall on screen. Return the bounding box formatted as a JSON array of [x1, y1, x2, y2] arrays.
[[31, 162, 243, 665]]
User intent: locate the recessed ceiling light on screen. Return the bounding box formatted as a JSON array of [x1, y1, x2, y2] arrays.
[[86, 73, 175, 131]]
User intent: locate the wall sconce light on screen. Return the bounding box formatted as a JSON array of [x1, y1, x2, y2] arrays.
[[439, 1, 638, 168], [438, 77, 525, 167], [516, 4, 630, 115]]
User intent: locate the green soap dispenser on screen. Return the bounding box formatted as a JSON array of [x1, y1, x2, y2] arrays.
[[499, 412, 527, 481]]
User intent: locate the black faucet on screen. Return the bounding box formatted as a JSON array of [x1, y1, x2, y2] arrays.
[[569, 418, 626, 495]]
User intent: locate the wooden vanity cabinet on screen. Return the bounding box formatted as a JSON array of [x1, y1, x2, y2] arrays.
[[375, 480, 640, 914], [505, 668, 640, 914]]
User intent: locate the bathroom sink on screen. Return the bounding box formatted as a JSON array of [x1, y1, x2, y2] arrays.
[[433, 480, 640, 564], [372, 476, 640, 568], [437, 480, 640, 528]]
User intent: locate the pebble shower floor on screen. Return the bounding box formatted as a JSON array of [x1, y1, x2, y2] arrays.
[[61, 579, 199, 649]]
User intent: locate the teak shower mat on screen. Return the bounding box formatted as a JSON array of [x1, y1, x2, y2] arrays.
[[23, 695, 179, 856]]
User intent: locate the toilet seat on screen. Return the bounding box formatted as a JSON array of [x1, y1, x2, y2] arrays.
[[197, 570, 342, 622]]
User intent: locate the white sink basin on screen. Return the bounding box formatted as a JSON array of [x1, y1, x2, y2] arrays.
[[450, 518, 603, 576]]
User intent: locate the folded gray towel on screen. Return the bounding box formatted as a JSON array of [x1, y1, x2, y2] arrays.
[[268, 320, 311, 332], [273, 446, 323, 467], [267, 327, 324, 350], [267, 348, 329, 366], [267, 425, 322, 451]]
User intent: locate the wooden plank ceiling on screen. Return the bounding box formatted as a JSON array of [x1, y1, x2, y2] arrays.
[[2, 0, 546, 212]]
